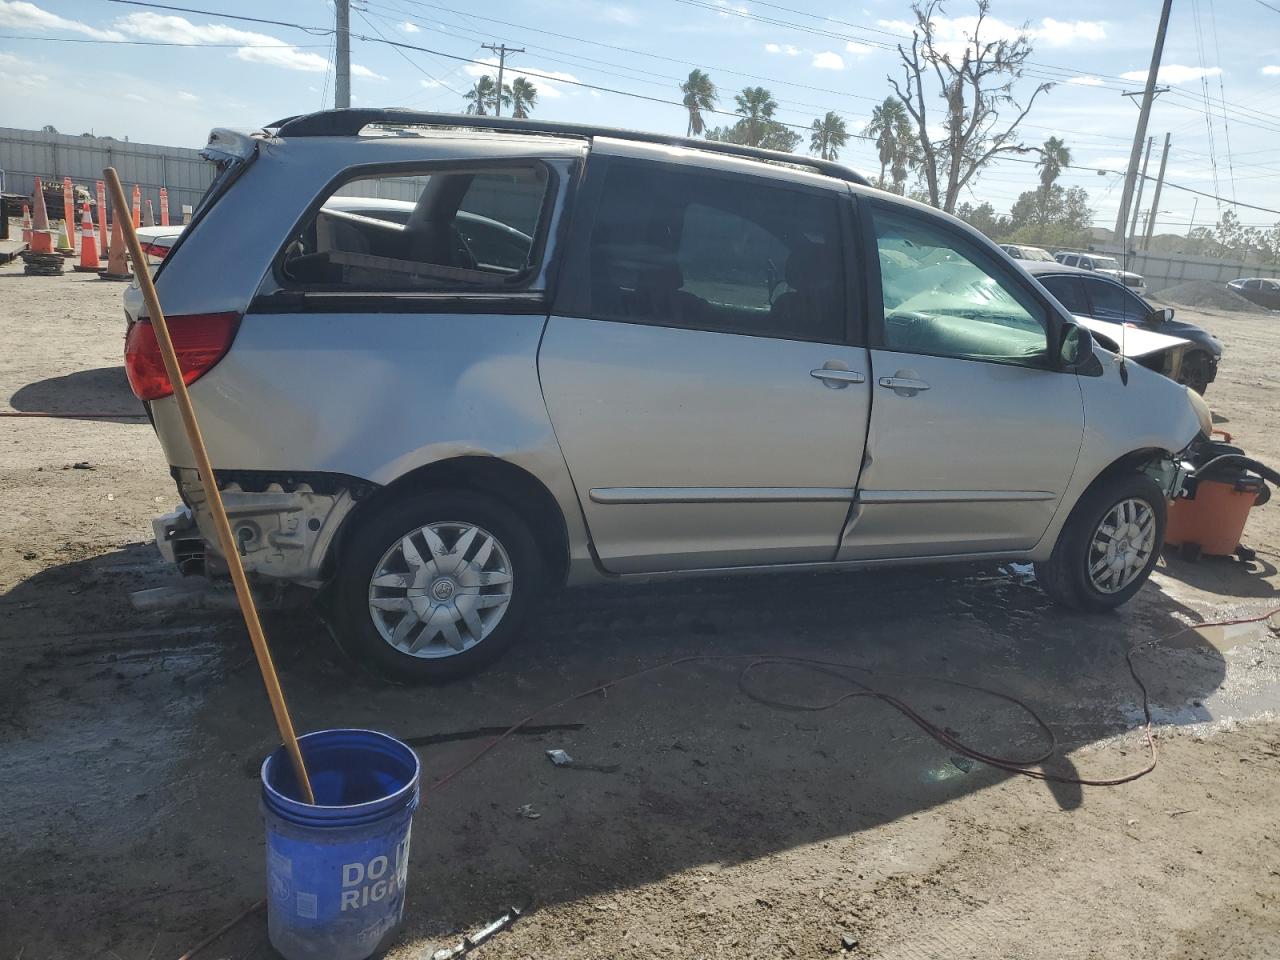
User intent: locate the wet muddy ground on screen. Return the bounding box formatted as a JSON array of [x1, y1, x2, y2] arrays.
[[2, 265, 1279, 958]]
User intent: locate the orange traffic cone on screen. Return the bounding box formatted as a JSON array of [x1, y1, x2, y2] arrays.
[[29, 177, 54, 254], [72, 203, 101, 272], [60, 177, 76, 255], [98, 216, 132, 281], [159, 187, 170, 226], [95, 180, 109, 257], [131, 184, 141, 229], [20, 203, 31, 245], [144, 198, 155, 227]]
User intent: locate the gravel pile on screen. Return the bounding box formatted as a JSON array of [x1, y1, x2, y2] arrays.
[[1154, 279, 1270, 313]]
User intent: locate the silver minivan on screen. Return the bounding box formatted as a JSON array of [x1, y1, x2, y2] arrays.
[[127, 109, 1210, 681]]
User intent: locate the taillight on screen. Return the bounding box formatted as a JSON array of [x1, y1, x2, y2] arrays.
[[141, 242, 172, 260], [124, 312, 241, 401]]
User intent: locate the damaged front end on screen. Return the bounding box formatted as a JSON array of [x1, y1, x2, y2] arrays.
[[154, 469, 376, 586]]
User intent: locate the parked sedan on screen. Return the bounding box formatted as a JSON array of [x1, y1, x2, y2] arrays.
[[1023, 261, 1222, 394], [1227, 277, 1280, 310]]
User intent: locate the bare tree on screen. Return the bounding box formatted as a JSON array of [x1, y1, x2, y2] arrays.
[[887, 0, 1052, 213]]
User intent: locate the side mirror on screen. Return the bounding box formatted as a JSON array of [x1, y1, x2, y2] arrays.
[[1149, 306, 1174, 324], [1059, 321, 1100, 373]]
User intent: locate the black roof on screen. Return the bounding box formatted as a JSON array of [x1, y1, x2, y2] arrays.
[[266, 108, 872, 187]]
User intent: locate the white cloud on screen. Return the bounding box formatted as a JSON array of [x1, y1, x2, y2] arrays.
[[176, 90, 199, 101], [1068, 76, 1105, 86], [877, 14, 1105, 57], [764, 42, 800, 55], [713, 0, 749, 16], [812, 50, 845, 70], [0, 49, 47, 87], [0, 0, 124, 40], [1262, 65, 1280, 76], [464, 58, 578, 98], [235, 45, 329, 73], [124, 92, 148, 103], [1036, 17, 1107, 46], [845, 40, 874, 56], [399, 20, 420, 33], [1120, 64, 1222, 84], [419, 78, 442, 89], [599, 6, 638, 25], [115, 11, 382, 77]]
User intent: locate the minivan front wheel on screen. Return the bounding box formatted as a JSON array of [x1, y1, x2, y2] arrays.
[[1036, 472, 1167, 612], [334, 490, 541, 682]]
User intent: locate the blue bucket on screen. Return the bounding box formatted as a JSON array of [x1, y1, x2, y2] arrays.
[[261, 729, 421, 960]]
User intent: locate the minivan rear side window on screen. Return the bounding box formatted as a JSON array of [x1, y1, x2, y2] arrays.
[[564, 159, 847, 343], [279, 163, 552, 292]]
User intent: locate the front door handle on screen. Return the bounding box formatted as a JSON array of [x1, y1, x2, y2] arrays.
[[811, 368, 866, 387], [878, 376, 931, 396]]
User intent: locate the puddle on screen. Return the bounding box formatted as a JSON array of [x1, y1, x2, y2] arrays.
[[1162, 617, 1277, 652]]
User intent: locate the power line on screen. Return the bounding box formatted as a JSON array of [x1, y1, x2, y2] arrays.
[[0, 33, 328, 48], [353, 6, 464, 96]]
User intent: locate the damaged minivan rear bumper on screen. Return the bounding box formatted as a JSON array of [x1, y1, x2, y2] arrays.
[[154, 468, 375, 585]]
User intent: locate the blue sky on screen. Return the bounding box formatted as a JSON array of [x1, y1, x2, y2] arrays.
[[2, 0, 1279, 233]]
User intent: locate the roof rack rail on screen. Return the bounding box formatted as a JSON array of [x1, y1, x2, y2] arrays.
[[267, 108, 871, 187]]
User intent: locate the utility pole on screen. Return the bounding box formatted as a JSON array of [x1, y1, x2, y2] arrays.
[[1142, 133, 1172, 250], [1114, 0, 1172, 244], [335, 0, 350, 109], [1127, 136, 1155, 250], [1186, 197, 1199, 239], [482, 43, 524, 117]]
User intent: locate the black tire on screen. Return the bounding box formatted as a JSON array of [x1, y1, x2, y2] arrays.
[[333, 489, 543, 683], [1035, 472, 1167, 612], [1179, 351, 1214, 396]]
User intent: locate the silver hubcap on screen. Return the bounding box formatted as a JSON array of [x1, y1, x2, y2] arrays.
[[1087, 497, 1157, 594], [368, 521, 514, 659]]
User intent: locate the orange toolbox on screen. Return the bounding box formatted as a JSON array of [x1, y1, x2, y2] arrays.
[[1167, 433, 1277, 562]]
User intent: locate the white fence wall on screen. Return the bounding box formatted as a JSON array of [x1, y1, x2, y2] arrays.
[[1091, 244, 1280, 293], [0, 127, 214, 215]]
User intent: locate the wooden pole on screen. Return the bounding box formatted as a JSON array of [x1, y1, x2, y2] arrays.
[[103, 167, 316, 805]]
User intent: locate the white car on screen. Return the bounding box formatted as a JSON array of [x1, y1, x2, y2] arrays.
[[1000, 243, 1055, 262], [1054, 251, 1146, 291]]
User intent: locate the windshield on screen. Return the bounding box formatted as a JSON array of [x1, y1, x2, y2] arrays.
[[1092, 256, 1122, 271], [1023, 247, 1056, 262]]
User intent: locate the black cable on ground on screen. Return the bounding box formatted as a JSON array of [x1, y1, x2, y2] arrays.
[[425, 604, 1280, 794]]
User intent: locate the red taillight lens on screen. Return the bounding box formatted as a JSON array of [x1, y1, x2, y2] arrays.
[[141, 242, 172, 260], [124, 312, 241, 401]]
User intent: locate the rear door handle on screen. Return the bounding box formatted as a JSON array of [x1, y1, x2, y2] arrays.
[[811, 368, 866, 387], [878, 376, 931, 395]]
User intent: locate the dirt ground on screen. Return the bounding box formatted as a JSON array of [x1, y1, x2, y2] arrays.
[[2, 263, 1279, 959]]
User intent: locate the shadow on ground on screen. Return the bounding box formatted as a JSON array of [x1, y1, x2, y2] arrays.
[[0, 551, 1235, 956], [8, 364, 145, 419]]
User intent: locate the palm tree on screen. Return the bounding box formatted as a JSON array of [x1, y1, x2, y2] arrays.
[[865, 97, 911, 190], [810, 111, 848, 161], [1037, 136, 1071, 192], [734, 86, 778, 147], [679, 69, 718, 137], [464, 76, 496, 116], [510, 77, 537, 119], [1035, 136, 1071, 226]]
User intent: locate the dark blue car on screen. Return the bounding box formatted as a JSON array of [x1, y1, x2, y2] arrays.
[[1023, 261, 1223, 394]]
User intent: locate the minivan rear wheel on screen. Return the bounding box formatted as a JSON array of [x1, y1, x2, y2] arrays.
[[334, 490, 542, 682], [1036, 472, 1167, 612]]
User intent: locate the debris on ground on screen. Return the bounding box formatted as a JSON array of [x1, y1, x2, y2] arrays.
[[544, 748, 620, 774], [1155, 279, 1271, 314], [841, 933, 859, 951], [516, 804, 541, 820], [430, 906, 523, 960]]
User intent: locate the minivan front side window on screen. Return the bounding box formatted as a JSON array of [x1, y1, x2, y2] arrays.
[[872, 206, 1050, 365]]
